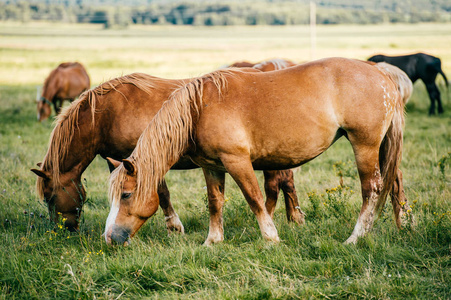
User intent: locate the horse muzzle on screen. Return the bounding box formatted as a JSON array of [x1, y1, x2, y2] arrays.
[[108, 225, 132, 246]]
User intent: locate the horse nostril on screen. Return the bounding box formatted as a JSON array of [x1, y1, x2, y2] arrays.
[[62, 218, 79, 232], [110, 225, 131, 245]]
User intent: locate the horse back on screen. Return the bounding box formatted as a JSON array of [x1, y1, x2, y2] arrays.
[[194, 58, 398, 169]]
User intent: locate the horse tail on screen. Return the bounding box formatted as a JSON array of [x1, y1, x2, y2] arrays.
[[437, 62, 449, 102], [439, 69, 449, 88], [375, 86, 405, 214], [375, 62, 413, 105], [431, 58, 448, 89]]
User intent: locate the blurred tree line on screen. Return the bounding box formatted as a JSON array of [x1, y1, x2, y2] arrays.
[[1, 0, 450, 27]]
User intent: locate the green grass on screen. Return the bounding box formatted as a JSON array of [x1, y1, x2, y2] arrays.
[[0, 22, 450, 299]]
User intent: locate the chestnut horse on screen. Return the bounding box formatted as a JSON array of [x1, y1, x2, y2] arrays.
[[105, 57, 411, 246], [228, 58, 297, 71], [31, 73, 304, 232], [37, 62, 90, 122]]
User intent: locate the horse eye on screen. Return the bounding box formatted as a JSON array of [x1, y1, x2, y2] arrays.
[[121, 192, 132, 199]]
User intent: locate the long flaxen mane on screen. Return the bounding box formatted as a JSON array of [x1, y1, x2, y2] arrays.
[[253, 58, 295, 71], [109, 69, 242, 207], [37, 73, 173, 199]]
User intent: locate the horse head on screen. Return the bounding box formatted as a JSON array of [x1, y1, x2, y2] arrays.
[[31, 165, 85, 231], [104, 158, 159, 245], [37, 97, 52, 122]]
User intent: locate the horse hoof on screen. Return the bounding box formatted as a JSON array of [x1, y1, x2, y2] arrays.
[[344, 236, 358, 245], [165, 214, 185, 234], [203, 236, 223, 246], [289, 209, 306, 225]]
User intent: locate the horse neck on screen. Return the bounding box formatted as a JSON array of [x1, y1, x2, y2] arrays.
[[44, 100, 98, 184], [132, 78, 205, 200], [42, 72, 59, 102]]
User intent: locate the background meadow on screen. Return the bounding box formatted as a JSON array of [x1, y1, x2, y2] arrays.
[[0, 22, 450, 299]]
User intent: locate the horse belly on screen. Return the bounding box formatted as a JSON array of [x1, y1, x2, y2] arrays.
[[249, 126, 340, 170]]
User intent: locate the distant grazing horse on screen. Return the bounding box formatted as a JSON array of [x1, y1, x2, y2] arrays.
[[37, 62, 90, 121], [31, 73, 304, 233], [368, 53, 448, 115], [228, 58, 297, 72], [104, 58, 411, 246]]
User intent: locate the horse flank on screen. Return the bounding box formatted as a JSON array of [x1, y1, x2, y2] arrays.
[[109, 69, 237, 207], [37, 73, 170, 199]]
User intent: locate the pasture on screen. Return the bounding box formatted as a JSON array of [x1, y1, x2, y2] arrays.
[[0, 22, 450, 299]]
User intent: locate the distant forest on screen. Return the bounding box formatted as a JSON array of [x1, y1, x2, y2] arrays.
[[1, 0, 450, 27]]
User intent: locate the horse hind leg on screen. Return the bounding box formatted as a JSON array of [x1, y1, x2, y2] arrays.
[[425, 82, 441, 115], [157, 179, 184, 234], [345, 145, 382, 244], [221, 154, 279, 243], [433, 84, 444, 114], [278, 170, 305, 224], [264, 170, 305, 224], [202, 169, 226, 246], [263, 170, 281, 219]]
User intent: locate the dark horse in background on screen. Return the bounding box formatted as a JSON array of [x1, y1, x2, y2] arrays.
[[37, 62, 90, 122], [368, 53, 448, 115]]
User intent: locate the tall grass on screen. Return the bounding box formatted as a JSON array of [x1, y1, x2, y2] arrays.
[[0, 23, 450, 299]]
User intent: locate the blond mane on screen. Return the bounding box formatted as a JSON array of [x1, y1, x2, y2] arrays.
[[109, 69, 244, 207], [37, 73, 172, 199], [253, 58, 292, 71]]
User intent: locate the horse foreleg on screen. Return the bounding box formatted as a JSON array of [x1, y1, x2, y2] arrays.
[[53, 99, 62, 115], [202, 169, 226, 246], [389, 169, 413, 229], [221, 155, 279, 243], [157, 179, 184, 234], [345, 147, 382, 244]]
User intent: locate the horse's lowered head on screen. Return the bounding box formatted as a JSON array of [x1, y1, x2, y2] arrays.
[[31, 164, 85, 231], [37, 97, 52, 122], [104, 158, 160, 245]]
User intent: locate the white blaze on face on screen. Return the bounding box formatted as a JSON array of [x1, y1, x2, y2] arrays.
[[104, 198, 120, 243]]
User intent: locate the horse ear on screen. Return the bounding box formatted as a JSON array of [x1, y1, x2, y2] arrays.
[[31, 168, 50, 180], [122, 159, 136, 175], [36, 162, 42, 167], [106, 157, 121, 170]]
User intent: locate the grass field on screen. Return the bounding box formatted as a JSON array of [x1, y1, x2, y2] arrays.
[[0, 22, 450, 299]]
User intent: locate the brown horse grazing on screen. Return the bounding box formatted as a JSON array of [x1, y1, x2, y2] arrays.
[[31, 72, 304, 233], [37, 62, 90, 122], [228, 58, 297, 72], [105, 57, 412, 246]]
